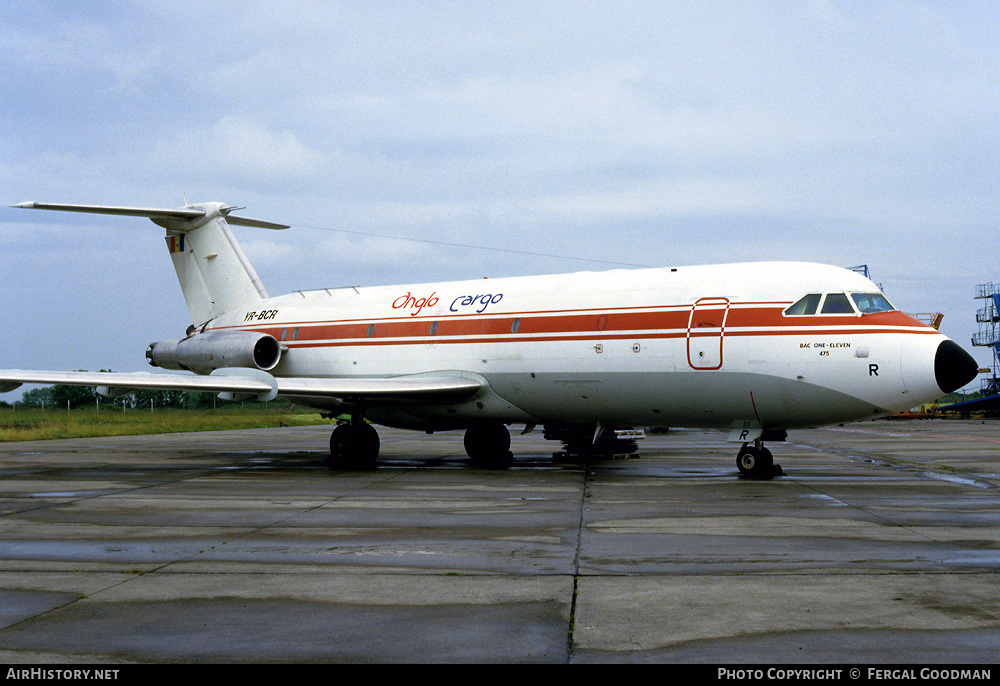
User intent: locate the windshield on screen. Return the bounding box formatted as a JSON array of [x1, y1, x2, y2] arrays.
[[786, 291, 895, 316], [821, 293, 854, 314], [851, 292, 894, 314], [784, 293, 821, 315]]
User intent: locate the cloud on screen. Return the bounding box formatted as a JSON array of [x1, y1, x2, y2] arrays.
[[151, 116, 323, 185], [4, 2, 1000, 388]]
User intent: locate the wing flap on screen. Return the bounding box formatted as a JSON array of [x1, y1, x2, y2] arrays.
[[276, 375, 484, 403]]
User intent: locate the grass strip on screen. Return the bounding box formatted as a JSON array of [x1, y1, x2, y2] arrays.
[[0, 407, 330, 442]]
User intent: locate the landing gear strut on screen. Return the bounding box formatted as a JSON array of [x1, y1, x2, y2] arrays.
[[736, 440, 781, 479], [328, 420, 380, 470], [543, 423, 640, 461], [464, 422, 513, 469]]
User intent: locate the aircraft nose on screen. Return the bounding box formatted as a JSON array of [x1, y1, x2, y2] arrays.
[[934, 340, 979, 393]]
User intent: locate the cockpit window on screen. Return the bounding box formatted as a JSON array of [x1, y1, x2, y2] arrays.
[[851, 292, 895, 314], [821, 293, 855, 314], [784, 293, 821, 315], [786, 291, 890, 316]]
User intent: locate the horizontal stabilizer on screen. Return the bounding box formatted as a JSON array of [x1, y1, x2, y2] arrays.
[[223, 214, 290, 230], [11, 201, 289, 230], [12, 202, 204, 220]]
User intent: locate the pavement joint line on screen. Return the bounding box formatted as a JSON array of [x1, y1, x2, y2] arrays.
[[566, 465, 592, 661]]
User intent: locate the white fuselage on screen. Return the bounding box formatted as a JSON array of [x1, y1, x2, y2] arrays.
[[204, 261, 948, 432]]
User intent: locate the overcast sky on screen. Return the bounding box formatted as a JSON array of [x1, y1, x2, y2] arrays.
[[2, 1, 998, 399]]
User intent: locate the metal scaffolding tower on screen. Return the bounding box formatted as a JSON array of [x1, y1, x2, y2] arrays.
[[973, 282, 1000, 394]]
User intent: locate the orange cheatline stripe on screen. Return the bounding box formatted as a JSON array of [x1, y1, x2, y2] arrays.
[[215, 305, 931, 346]]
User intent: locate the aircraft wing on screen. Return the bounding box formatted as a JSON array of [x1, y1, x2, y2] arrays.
[[0, 369, 484, 404]]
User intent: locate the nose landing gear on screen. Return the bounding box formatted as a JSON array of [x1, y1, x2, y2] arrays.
[[736, 440, 783, 479]]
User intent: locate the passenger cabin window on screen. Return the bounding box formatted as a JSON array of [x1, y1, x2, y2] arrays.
[[785, 294, 821, 315], [851, 292, 894, 314], [821, 293, 854, 314]]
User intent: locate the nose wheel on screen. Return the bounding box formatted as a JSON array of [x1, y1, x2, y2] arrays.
[[737, 442, 780, 479]]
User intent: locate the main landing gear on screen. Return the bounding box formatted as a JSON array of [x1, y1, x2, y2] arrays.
[[464, 421, 514, 469], [327, 419, 380, 470], [736, 440, 783, 479], [327, 419, 515, 470]]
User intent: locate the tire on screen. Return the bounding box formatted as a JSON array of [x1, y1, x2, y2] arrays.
[[464, 422, 513, 469], [736, 445, 774, 479], [329, 423, 380, 470]]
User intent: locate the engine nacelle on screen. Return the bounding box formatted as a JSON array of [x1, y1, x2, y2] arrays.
[[146, 331, 281, 375]]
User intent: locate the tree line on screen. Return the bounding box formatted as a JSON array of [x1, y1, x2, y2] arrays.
[[2, 381, 234, 410]]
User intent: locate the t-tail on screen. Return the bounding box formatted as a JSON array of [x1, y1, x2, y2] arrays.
[[11, 201, 288, 327]]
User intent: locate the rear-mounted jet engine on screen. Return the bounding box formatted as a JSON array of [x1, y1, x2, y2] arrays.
[[146, 331, 281, 375]]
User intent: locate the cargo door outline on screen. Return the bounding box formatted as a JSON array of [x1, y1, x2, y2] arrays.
[[687, 297, 730, 370]]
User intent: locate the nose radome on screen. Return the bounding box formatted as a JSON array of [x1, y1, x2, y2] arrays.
[[935, 340, 979, 394]]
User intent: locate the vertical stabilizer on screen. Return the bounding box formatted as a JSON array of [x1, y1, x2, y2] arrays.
[[11, 200, 289, 328], [164, 207, 270, 325]]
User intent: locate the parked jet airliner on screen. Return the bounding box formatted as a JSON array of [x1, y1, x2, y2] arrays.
[[1, 201, 979, 477]]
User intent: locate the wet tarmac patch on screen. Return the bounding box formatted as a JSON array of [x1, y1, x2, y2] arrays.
[[0, 598, 569, 663]]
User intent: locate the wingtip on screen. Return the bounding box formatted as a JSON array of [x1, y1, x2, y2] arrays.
[[11, 201, 36, 209]]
